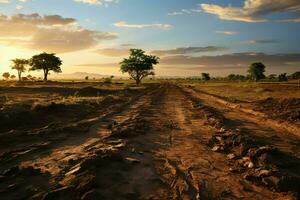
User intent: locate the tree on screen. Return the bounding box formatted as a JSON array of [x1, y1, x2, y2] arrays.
[[201, 73, 211, 81], [11, 59, 28, 81], [247, 62, 266, 81], [278, 73, 288, 82], [2, 72, 10, 80], [268, 74, 277, 80], [85, 76, 89, 80], [29, 52, 62, 81], [120, 49, 159, 85], [10, 75, 16, 79], [291, 71, 300, 80]]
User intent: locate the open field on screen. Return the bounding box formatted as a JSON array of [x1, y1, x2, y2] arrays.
[[0, 81, 300, 200]]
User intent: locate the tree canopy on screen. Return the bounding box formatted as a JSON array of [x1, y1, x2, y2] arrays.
[[247, 62, 266, 81], [201, 73, 211, 81], [2, 72, 10, 80], [29, 52, 62, 81], [11, 59, 28, 81], [120, 49, 159, 85]]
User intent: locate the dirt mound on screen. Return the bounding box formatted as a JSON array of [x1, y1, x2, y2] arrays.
[[255, 98, 300, 122]]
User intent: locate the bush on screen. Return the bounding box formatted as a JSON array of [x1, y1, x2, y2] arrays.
[[103, 78, 112, 84]]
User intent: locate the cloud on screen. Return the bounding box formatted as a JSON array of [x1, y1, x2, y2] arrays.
[[0, 0, 9, 3], [216, 31, 238, 35], [201, 0, 300, 22], [74, 0, 118, 6], [160, 53, 300, 68], [0, 13, 117, 53], [16, 5, 24, 10], [168, 8, 201, 16], [151, 46, 229, 56], [94, 48, 129, 57], [113, 21, 173, 30], [244, 39, 279, 44]]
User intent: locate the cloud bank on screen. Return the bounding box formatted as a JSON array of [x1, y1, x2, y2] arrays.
[[201, 0, 300, 22], [0, 13, 117, 53]]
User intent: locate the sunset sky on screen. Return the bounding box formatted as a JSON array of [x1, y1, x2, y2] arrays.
[[0, 0, 300, 78]]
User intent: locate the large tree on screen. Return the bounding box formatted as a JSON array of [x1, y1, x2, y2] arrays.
[[247, 62, 266, 81], [120, 49, 159, 85], [29, 52, 62, 81], [11, 59, 28, 81]]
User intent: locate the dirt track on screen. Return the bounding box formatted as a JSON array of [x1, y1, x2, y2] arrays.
[[0, 83, 299, 200]]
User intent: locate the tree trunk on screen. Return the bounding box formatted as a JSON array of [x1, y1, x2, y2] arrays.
[[18, 71, 22, 81], [43, 69, 48, 81], [135, 78, 141, 85]]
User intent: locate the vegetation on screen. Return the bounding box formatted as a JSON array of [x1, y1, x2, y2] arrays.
[[11, 59, 28, 81], [2, 72, 10, 80], [247, 62, 266, 81], [291, 71, 300, 80], [120, 49, 159, 85], [278, 73, 288, 82], [201, 73, 211, 81], [29, 52, 62, 81], [227, 74, 246, 81]]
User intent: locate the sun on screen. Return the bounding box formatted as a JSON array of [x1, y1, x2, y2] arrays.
[[0, 45, 36, 75]]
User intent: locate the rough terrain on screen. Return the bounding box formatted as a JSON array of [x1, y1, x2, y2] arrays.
[[0, 83, 299, 200]]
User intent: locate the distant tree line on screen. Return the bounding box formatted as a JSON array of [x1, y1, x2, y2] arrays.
[[199, 62, 300, 82], [2, 52, 62, 81]]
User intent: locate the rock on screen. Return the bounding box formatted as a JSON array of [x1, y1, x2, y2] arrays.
[[247, 162, 254, 168], [227, 154, 236, 160], [81, 189, 101, 200], [253, 146, 276, 158], [212, 145, 223, 152], [3, 166, 19, 176], [216, 136, 223, 142], [257, 169, 271, 177], [125, 157, 140, 164], [42, 186, 76, 200], [219, 128, 226, 133], [262, 176, 281, 190]]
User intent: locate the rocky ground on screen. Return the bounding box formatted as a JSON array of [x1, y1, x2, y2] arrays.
[[0, 83, 299, 200]]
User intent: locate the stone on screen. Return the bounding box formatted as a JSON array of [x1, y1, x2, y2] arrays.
[[81, 189, 101, 200], [125, 157, 140, 164], [42, 186, 76, 200], [227, 154, 236, 160]]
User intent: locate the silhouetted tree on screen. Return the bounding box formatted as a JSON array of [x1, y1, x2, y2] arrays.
[[227, 74, 246, 81], [201, 73, 211, 81], [29, 52, 62, 81], [268, 74, 277, 80], [11, 59, 28, 81], [291, 71, 300, 80], [120, 49, 159, 85], [2, 72, 10, 80], [85, 76, 89, 80], [278, 73, 288, 82], [10, 75, 16, 79], [247, 62, 266, 81]]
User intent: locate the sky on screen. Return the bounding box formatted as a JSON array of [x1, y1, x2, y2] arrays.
[[0, 0, 300, 78]]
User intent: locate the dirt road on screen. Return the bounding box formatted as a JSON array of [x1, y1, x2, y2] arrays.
[[0, 83, 299, 200]]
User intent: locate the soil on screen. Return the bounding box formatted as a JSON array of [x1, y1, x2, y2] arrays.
[[0, 83, 299, 200], [255, 98, 300, 122]]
